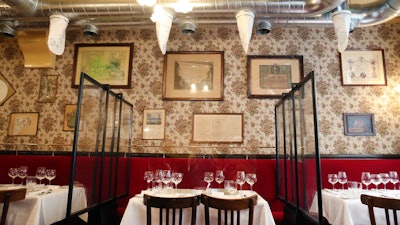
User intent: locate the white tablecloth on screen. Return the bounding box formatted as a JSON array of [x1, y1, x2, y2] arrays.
[[310, 189, 400, 225], [120, 189, 276, 225], [0, 185, 87, 225]]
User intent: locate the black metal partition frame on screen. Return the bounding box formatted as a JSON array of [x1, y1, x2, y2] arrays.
[[275, 71, 324, 224], [65, 73, 133, 220]]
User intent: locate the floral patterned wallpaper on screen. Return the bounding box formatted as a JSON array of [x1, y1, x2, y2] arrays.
[[0, 23, 399, 155]]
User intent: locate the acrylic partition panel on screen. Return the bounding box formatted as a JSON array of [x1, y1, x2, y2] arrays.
[[275, 71, 323, 224], [275, 102, 286, 201], [67, 73, 133, 218]]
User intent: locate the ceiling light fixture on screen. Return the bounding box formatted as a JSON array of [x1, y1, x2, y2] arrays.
[[256, 21, 271, 35], [83, 24, 99, 36], [47, 13, 69, 55], [137, 0, 157, 7], [332, 9, 352, 53], [174, 0, 193, 13], [0, 21, 18, 37], [181, 21, 196, 34]]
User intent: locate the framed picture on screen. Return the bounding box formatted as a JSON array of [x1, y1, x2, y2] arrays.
[[340, 49, 386, 86], [72, 43, 133, 88], [343, 113, 376, 136], [162, 51, 224, 100], [0, 74, 16, 106], [142, 109, 165, 140], [38, 75, 58, 103], [192, 113, 243, 143], [8, 112, 39, 136], [247, 55, 303, 98], [63, 104, 79, 131]]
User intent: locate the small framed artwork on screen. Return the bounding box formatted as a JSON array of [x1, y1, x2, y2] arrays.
[[163, 51, 224, 101], [8, 112, 39, 136], [142, 109, 165, 140], [0, 74, 16, 106], [63, 104, 79, 131], [340, 49, 387, 86], [192, 113, 243, 143], [247, 55, 303, 98], [343, 113, 376, 136], [72, 43, 133, 88], [38, 75, 58, 103]]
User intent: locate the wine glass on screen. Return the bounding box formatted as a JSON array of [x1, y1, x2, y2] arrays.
[[204, 172, 214, 189], [215, 170, 225, 188], [337, 171, 347, 190], [328, 174, 338, 190], [245, 173, 257, 191], [389, 171, 399, 190], [18, 166, 28, 185], [370, 174, 382, 190], [171, 172, 183, 189], [143, 171, 154, 190], [236, 171, 246, 190], [161, 170, 172, 189], [8, 167, 18, 184], [45, 169, 56, 185], [380, 173, 390, 191], [154, 169, 163, 190], [36, 167, 46, 185], [361, 172, 371, 190]]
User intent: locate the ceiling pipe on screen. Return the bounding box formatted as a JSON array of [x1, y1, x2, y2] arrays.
[[0, 0, 398, 29]]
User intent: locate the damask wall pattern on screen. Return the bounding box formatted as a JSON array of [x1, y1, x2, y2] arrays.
[[0, 23, 399, 155]]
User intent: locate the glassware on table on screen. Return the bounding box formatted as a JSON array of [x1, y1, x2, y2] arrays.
[[143, 171, 154, 190], [18, 166, 28, 185], [380, 173, 390, 191], [26, 176, 37, 191], [154, 169, 163, 190], [204, 172, 214, 189], [224, 180, 237, 195], [245, 173, 257, 191], [370, 174, 382, 190], [8, 167, 18, 184], [328, 174, 338, 190], [361, 172, 371, 190], [36, 167, 46, 185], [389, 171, 399, 190], [215, 170, 225, 188], [337, 171, 348, 190], [171, 172, 183, 189], [45, 169, 56, 185], [161, 170, 172, 189], [236, 171, 246, 190]]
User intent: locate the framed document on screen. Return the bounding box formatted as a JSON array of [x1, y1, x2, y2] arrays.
[[142, 109, 165, 140], [247, 55, 303, 98], [192, 113, 243, 143], [343, 113, 376, 136], [8, 112, 39, 136], [340, 49, 386, 86]]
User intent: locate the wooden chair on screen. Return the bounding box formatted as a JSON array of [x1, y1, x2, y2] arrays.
[[200, 193, 258, 225], [0, 188, 27, 225], [360, 194, 400, 225], [143, 194, 200, 225]]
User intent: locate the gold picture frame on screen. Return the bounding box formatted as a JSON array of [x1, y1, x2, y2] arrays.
[[63, 104, 79, 131], [0, 74, 16, 106], [247, 55, 303, 98], [38, 75, 58, 103], [142, 109, 165, 140], [162, 51, 224, 101], [8, 112, 39, 136], [192, 113, 243, 143], [340, 49, 387, 86], [72, 43, 133, 88]]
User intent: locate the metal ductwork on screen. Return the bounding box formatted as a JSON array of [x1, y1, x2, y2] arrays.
[[0, 0, 399, 31]]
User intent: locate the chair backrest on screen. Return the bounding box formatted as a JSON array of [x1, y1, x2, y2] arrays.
[[0, 188, 27, 225], [201, 193, 258, 225], [143, 194, 200, 225], [360, 194, 400, 225]]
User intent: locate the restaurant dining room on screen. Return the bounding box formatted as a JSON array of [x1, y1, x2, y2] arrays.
[[0, 0, 399, 225]]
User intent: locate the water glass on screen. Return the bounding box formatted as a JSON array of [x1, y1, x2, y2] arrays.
[[26, 176, 37, 191], [224, 180, 237, 195]]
